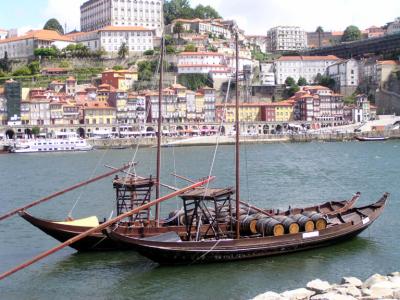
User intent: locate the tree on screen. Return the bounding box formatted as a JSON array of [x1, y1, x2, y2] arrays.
[[28, 61, 40, 75], [193, 4, 221, 19], [285, 76, 296, 86], [173, 21, 185, 40], [0, 51, 11, 73], [184, 44, 196, 52], [297, 77, 308, 86], [166, 45, 177, 54], [143, 49, 155, 56], [342, 25, 362, 42], [113, 65, 124, 71], [12, 66, 32, 76], [315, 73, 336, 90], [316, 26, 324, 48], [118, 42, 129, 59], [43, 18, 64, 35], [178, 74, 211, 90], [31, 127, 41, 137], [287, 84, 300, 97]]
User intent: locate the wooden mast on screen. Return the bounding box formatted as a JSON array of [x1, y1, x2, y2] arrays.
[[0, 164, 133, 222], [0, 176, 215, 281], [235, 31, 240, 240], [155, 35, 164, 226]]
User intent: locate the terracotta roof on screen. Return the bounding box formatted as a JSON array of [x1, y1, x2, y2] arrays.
[[98, 26, 152, 32], [180, 52, 225, 56], [278, 55, 340, 61], [178, 64, 228, 68], [0, 30, 73, 44], [171, 83, 187, 89], [378, 60, 400, 65]]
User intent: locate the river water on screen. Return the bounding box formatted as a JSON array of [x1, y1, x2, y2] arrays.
[[0, 141, 399, 299]]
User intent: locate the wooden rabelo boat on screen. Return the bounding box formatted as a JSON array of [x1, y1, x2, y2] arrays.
[[105, 31, 389, 265], [18, 191, 360, 251], [107, 193, 388, 264], [355, 136, 389, 142]]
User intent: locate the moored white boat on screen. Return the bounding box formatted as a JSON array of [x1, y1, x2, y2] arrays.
[[10, 135, 93, 153]]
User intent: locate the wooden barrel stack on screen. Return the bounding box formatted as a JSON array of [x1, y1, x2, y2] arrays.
[[256, 217, 285, 236], [273, 216, 300, 234], [302, 211, 327, 230], [291, 214, 315, 232]]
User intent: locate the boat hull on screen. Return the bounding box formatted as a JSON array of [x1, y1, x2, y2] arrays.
[[108, 194, 388, 265], [19, 196, 359, 252]]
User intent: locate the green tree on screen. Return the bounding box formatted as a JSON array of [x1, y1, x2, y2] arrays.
[[28, 61, 40, 75], [178, 74, 211, 90], [164, 0, 193, 25], [184, 44, 196, 52], [316, 26, 324, 48], [193, 4, 221, 19], [342, 25, 362, 42], [287, 84, 300, 97], [285, 76, 296, 86], [143, 49, 155, 56], [166, 45, 176, 54], [0, 51, 11, 73], [12, 66, 32, 76], [43, 18, 64, 34], [31, 127, 41, 137], [297, 77, 308, 86], [315, 73, 336, 90], [113, 65, 124, 71], [118, 42, 129, 59], [173, 21, 185, 40]]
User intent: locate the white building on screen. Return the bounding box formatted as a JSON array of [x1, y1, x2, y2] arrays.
[[168, 19, 232, 40], [387, 18, 400, 35], [327, 59, 359, 96], [259, 62, 275, 86], [68, 26, 154, 55], [245, 35, 268, 53], [178, 52, 229, 74], [0, 29, 7, 40], [80, 0, 164, 36], [275, 55, 340, 85], [267, 26, 307, 53], [0, 30, 74, 59]]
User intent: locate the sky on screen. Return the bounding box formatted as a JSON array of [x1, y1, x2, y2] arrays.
[[0, 0, 399, 35]]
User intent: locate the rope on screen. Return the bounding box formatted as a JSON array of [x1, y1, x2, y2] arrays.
[[68, 146, 110, 218]]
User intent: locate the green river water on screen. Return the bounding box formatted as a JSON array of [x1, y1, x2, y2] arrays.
[[0, 141, 399, 299]]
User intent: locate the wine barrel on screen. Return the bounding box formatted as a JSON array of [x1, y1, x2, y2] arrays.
[[239, 215, 258, 235], [302, 212, 327, 230], [253, 213, 269, 220], [256, 217, 285, 236], [273, 216, 300, 234], [291, 214, 315, 232]]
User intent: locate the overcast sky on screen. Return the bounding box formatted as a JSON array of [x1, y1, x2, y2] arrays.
[[1, 0, 399, 34]]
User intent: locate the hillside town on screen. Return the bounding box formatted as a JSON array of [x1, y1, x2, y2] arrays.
[[0, 0, 399, 140]]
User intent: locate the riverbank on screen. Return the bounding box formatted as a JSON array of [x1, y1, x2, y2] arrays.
[[88, 130, 400, 149], [253, 272, 400, 300]]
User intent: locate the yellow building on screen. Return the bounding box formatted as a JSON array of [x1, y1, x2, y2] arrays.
[[83, 102, 116, 125], [274, 101, 294, 122], [217, 103, 262, 123], [101, 70, 138, 92]]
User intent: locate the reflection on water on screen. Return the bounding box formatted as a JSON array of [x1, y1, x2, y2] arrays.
[[0, 141, 399, 299]]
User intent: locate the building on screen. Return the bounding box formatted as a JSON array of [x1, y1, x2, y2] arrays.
[[267, 26, 307, 53], [387, 18, 400, 35], [80, 0, 164, 36], [0, 92, 7, 125], [177, 52, 229, 74], [365, 26, 385, 38], [168, 19, 232, 40], [4, 80, 21, 121], [259, 62, 275, 86], [216, 103, 262, 123], [352, 94, 371, 123], [327, 59, 359, 96], [68, 26, 154, 55], [246, 35, 268, 53], [275, 55, 340, 85], [0, 30, 74, 59], [0, 29, 7, 40], [28, 99, 51, 126], [198, 87, 216, 122], [102, 69, 138, 91], [83, 102, 117, 125]]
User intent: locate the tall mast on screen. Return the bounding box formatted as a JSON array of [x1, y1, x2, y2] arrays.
[[156, 36, 164, 226], [235, 31, 240, 240]]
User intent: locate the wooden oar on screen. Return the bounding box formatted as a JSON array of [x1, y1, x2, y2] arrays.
[[0, 176, 214, 281], [0, 163, 133, 222]]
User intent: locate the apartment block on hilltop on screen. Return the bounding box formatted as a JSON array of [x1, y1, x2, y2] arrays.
[[167, 18, 232, 40], [267, 26, 307, 53], [67, 26, 154, 56], [275, 55, 340, 85], [80, 0, 164, 36]]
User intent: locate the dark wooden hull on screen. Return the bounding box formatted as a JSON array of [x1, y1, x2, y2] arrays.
[[108, 194, 388, 265], [19, 195, 359, 252]]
